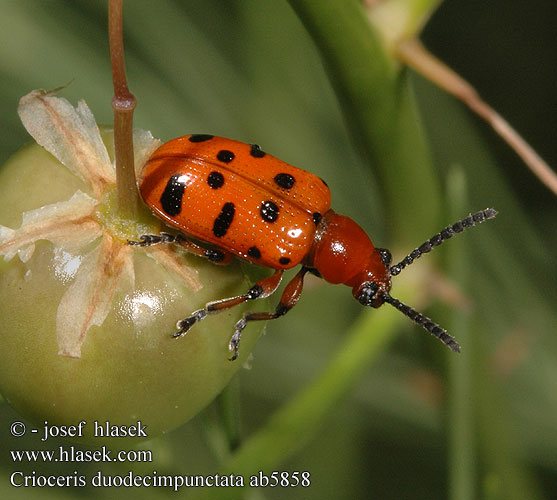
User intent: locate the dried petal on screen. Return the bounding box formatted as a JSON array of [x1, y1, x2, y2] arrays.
[[133, 129, 161, 175], [56, 232, 134, 358], [0, 191, 101, 262], [11, 90, 202, 358], [145, 245, 202, 292], [18, 90, 115, 196]]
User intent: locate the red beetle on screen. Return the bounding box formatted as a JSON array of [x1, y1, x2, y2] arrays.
[[131, 134, 496, 360]]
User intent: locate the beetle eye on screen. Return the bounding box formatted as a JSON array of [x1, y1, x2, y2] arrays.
[[357, 282, 379, 306], [377, 248, 392, 266]]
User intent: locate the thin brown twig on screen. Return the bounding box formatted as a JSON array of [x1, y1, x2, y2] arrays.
[[397, 38, 557, 196], [108, 0, 139, 218]]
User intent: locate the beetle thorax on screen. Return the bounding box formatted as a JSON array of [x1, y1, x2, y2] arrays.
[[309, 211, 391, 306]]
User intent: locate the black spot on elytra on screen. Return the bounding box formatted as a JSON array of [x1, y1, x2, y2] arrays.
[[250, 144, 266, 158], [217, 150, 235, 163], [279, 257, 291, 266], [274, 173, 295, 189], [212, 202, 235, 237], [247, 246, 261, 259], [189, 134, 214, 142], [313, 212, 322, 225], [260, 200, 279, 223], [160, 174, 185, 216], [207, 171, 224, 189]]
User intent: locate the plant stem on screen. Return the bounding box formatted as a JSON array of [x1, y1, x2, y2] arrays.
[[189, 303, 400, 500], [217, 376, 242, 454], [201, 377, 242, 462], [109, 0, 139, 219], [397, 38, 557, 196], [446, 168, 476, 500], [287, 0, 442, 245]]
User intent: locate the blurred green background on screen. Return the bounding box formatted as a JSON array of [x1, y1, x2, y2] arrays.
[[0, 1, 555, 499]]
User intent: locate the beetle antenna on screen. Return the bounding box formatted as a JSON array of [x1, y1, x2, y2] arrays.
[[382, 293, 461, 352], [390, 208, 497, 276]]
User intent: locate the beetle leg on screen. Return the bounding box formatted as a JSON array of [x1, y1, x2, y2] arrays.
[[128, 232, 233, 264], [173, 268, 285, 340], [228, 266, 310, 361]]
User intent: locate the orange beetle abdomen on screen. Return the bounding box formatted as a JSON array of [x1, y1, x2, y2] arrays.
[[139, 135, 331, 269]]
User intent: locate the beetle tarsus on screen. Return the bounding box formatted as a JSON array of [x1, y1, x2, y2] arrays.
[[128, 233, 177, 247], [128, 234, 159, 246], [173, 309, 207, 338], [228, 318, 247, 361]]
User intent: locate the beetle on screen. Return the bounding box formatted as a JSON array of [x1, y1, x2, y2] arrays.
[[130, 134, 497, 360]]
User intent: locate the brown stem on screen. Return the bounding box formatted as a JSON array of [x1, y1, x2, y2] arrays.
[[397, 38, 557, 197], [109, 0, 139, 218]]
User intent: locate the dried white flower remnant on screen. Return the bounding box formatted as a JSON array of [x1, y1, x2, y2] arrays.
[[56, 233, 134, 358], [0, 191, 100, 262], [18, 90, 115, 197], [0, 90, 201, 358], [144, 245, 203, 293]]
